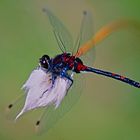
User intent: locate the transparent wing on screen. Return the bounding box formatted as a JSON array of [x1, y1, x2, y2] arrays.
[[5, 94, 26, 121], [6, 68, 53, 120], [75, 11, 95, 66], [43, 8, 74, 53], [35, 73, 84, 133], [76, 19, 140, 57], [6, 72, 84, 133]]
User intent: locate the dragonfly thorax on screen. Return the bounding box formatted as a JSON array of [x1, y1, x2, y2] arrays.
[[39, 53, 87, 75]]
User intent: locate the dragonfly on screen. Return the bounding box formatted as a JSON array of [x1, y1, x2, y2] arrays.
[[7, 8, 140, 132]]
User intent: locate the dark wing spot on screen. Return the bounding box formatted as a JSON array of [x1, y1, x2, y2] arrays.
[[36, 120, 40, 126], [83, 11, 87, 15], [8, 104, 13, 109]]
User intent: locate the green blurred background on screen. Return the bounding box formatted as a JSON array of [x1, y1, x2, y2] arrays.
[[0, 0, 140, 140]]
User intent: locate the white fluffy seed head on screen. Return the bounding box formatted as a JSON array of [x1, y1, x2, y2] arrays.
[[16, 68, 72, 120]]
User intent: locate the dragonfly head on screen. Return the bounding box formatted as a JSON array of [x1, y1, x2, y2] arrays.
[[39, 55, 51, 69]]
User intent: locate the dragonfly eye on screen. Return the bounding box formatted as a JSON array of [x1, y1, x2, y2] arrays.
[[39, 55, 50, 69]]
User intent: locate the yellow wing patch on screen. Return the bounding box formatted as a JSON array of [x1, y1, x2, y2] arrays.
[[75, 19, 140, 57]]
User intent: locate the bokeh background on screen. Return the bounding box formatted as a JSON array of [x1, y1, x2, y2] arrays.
[[0, 0, 140, 140]]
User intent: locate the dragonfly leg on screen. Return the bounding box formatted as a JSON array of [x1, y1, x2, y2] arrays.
[[65, 74, 73, 85], [60, 71, 73, 87]]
